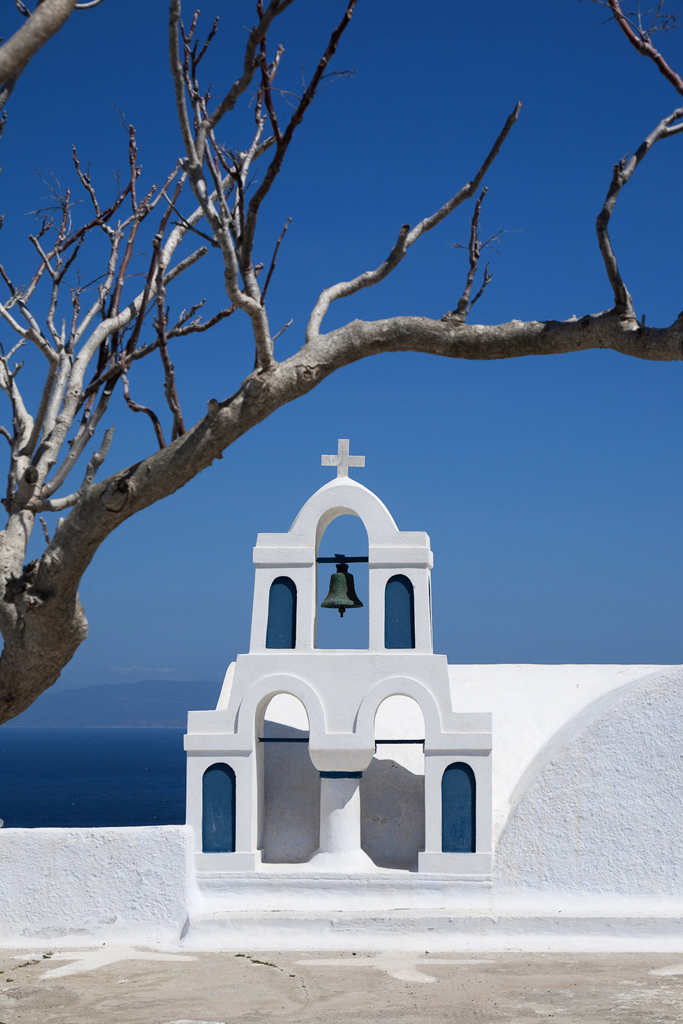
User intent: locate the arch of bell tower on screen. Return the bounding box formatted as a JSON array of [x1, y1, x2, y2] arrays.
[[249, 442, 434, 654]]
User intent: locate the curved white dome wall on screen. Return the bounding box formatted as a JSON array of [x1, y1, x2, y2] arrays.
[[496, 666, 683, 894]]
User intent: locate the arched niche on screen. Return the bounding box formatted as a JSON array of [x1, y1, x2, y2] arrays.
[[266, 576, 297, 649], [260, 694, 319, 863], [361, 695, 425, 870], [202, 763, 235, 853], [384, 574, 415, 649], [442, 762, 476, 853], [316, 513, 369, 650], [373, 694, 425, 774]]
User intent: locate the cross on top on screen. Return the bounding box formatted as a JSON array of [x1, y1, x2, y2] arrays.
[[321, 439, 365, 478]]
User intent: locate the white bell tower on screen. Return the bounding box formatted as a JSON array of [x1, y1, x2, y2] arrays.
[[185, 441, 492, 877]]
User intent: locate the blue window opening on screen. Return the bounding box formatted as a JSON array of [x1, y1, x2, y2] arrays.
[[384, 574, 415, 649], [266, 576, 297, 649], [441, 762, 476, 853], [202, 763, 236, 853]]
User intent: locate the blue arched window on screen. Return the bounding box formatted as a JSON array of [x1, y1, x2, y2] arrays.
[[202, 763, 236, 853], [441, 762, 476, 853], [384, 574, 415, 649], [266, 576, 297, 649]]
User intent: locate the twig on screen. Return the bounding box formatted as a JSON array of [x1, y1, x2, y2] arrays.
[[125, 176, 186, 357], [596, 103, 683, 316], [306, 101, 521, 342], [443, 188, 500, 323], [41, 377, 114, 497], [167, 303, 236, 338], [163, 193, 218, 247], [153, 236, 186, 441], [39, 425, 115, 512], [271, 317, 293, 343], [243, 1, 358, 265], [261, 217, 291, 305], [604, 0, 683, 95], [120, 349, 166, 449]]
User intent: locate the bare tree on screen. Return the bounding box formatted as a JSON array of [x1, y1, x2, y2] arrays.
[[0, 0, 681, 724]]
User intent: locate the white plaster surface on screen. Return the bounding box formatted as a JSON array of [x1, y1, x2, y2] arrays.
[[373, 694, 425, 774], [448, 663, 666, 843], [360, 758, 424, 870], [262, 695, 426, 870], [256, 667, 672, 852], [261, 720, 320, 865], [261, 725, 425, 870], [181, 895, 683, 952], [262, 668, 673, 865], [309, 775, 378, 872], [187, 477, 489, 873], [249, 476, 434, 654], [495, 665, 683, 894], [2, 653, 681, 950], [0, 825, 192, 944], [226, 665, 680, 870]]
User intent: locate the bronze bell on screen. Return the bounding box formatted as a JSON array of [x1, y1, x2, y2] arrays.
[[320, 558, 364, 618]]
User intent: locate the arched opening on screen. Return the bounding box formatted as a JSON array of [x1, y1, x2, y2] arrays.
[[316, 514, 368, 649], [202, 763, 235, 853], [385, 575, 415, 649], [266, 576, 297, 649], [361, 695, 425, 870], [442, 762, 476, 853], [260, 694, 319, 863]]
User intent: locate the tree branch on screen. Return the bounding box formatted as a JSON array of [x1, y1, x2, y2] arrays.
[[0, 0, 79, 111], [120, 349, 166, 449], [306, 101, 522, 343], [443, 188, 499, 324], [39, 424, 114, 512], [153, 236, 186, 441], [605, 0, 683, 95], [42, 380, 113, 497], [596, 103, 683, 316], [242, 1, 358, 267], [261, 216, 291, 306]]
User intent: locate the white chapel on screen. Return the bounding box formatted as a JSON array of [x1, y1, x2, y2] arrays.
[[182, 438, 683, 936], [2, 438, 683, 947]]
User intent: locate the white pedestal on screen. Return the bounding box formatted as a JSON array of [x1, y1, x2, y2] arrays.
[[306, 775, 378, 872]]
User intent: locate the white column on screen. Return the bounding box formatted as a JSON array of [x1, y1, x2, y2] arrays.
[[306, 774, 377, 872], [319, 776, 361, 853]]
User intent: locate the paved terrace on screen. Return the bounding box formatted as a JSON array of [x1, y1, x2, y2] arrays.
[[0, 947, 682, 1022]]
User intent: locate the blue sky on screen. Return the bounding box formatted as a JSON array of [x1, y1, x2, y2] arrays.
[[2, 0, 683, 690]]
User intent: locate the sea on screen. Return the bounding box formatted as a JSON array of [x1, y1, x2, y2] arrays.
[[0, 728, 186, 828]]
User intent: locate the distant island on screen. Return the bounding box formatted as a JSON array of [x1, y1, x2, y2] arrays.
[[3, 679, 222, 728]]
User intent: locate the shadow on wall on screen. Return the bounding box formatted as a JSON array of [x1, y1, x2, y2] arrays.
[[261, 725, 426, 869], [262, 721, 320, 864], [361, 758, 425, 871]]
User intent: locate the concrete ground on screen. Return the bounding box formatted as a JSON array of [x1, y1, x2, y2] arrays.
[[0, 947, 683, 1023]]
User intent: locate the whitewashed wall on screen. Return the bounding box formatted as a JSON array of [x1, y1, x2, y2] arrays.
[[0, 825, 192, 944], [261, 741, 425, 870], [495, 667, 683, 894], [261, 693, 425, 870], [1, 666, 681, 949]]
